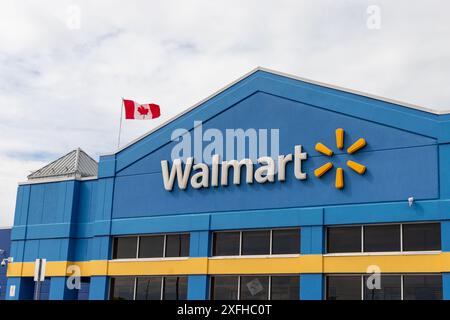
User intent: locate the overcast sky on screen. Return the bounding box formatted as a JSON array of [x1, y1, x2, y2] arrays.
[[0, 0, 449, 226]]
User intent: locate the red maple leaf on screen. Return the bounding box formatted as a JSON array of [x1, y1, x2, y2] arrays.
[[137, 105, 149, 115]]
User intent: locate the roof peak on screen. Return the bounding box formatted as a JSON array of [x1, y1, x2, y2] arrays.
[[104, 67, 448, 157], [27, 148, 98, 181], [255, 67, 449, 115]]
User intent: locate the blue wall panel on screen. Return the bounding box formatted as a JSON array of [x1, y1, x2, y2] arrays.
[[112, 91, 438, 220], [74, 180, 97, 224], [27, 182, 74, 225], [112, 145, 438, 219]]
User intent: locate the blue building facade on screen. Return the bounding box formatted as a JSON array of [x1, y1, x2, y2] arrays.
[[5, 68, 450, 300], [0, 228, 11, 300]]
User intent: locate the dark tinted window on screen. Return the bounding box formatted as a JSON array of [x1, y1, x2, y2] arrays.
[[138, 235, 165, 258], [270, 276, 299, 300], [241, 230, 270, 255], [272, 229, 300, 254], [113, 237, 138, 259], [326, 276, 361, 300], [403, 275, 442, 300], [213, 232, 240, 256], [364, 225, 400, 252], [163, 277, 188, 300], [210, 276, 239, 300], [403, 223, 441, 251], [363, 275, 401, 300], [240, 276, 269, 300], [110, 277, 135, 300], [327, 226, 361, 253], [165, 234, 190, 257], [136, 277, 162, 300]]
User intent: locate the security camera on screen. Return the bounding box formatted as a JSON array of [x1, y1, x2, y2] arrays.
[[408, 197, 414, 207], [0, 249, 4, 255]]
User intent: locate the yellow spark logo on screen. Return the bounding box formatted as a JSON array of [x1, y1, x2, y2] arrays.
[[314, 128, 367, 189]]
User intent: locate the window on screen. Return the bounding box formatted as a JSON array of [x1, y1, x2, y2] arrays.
[[327, 226, 361, 253], [240, 276, 269, 300], [402, 223, 441, 251], [242, 231, 270, 255], [212, 228, 300, 256], [166, 234, 190, 257], [326, 222, 442, 254], [112, 233, 190, 259], [403, 275, 442, 300], [210, 275, 300, 300], [163, 277, 188, 300], [327, 274, 442, 300], [113, 237, 138, 259], [136, 277, 162, 300], [77, 277, 91, 300], [272, 229, 300, 254], [139, 235, 164, 258], [363, 275, 401, 300], [110, 277, 135, 300], [326, 276, 361, 300], [363, 225, 400, 252], [270, 276, 299, 300], [210, 276, 239, 300], [213, 232, 240, 256], [110, 276, 188, 300]]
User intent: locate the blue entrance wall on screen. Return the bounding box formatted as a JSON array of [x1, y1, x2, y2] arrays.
[[112, 90, 438, 218]]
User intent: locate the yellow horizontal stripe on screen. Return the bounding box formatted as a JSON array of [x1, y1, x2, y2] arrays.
[[108, 258, 208, 276], [208, 255, 322, 274], [323, 253, 450, 273], [7, 253, 450, 277]]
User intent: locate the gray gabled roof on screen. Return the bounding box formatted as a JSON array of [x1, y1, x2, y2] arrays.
[[27, 148, 98, 181]]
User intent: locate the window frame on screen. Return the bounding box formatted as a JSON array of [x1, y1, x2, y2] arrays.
[[209, 275, 240, 300], [325, 222, 441, 256], [112, 236, 139, 260], [209, 274, 300, 300], [109, 276, 188, 300], [402, 273, 443, 300], [325, 274, 364, 300], [240, 229, 272, 256], [401, 222, 442, 252], [135, 276, 163, 300], [211, 230, 242, 257], [325, 273, 442, 301], [165, 233, 191, 258], [108, 276, 137, 300], [271, 228, 301, 255], [325, 225, 363, 254], [111, 232, 191, 260], [363, 224, 401, 253], [211, 228, 301, 258], [137, 234, 165, 259]]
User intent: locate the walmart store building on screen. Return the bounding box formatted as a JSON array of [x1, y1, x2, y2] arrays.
[[6, 68, 450, 300]]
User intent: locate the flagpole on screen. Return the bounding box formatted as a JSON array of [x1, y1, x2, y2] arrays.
[[117, 98, 124, 149]]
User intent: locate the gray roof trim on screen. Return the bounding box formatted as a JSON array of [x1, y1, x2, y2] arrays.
[[19, 175, 98, 186]]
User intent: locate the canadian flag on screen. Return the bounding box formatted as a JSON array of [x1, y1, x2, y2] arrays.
[[123, 99, 161, 120]]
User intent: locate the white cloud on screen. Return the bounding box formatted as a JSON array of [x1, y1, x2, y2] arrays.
[[0, 0, 449, 226]]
